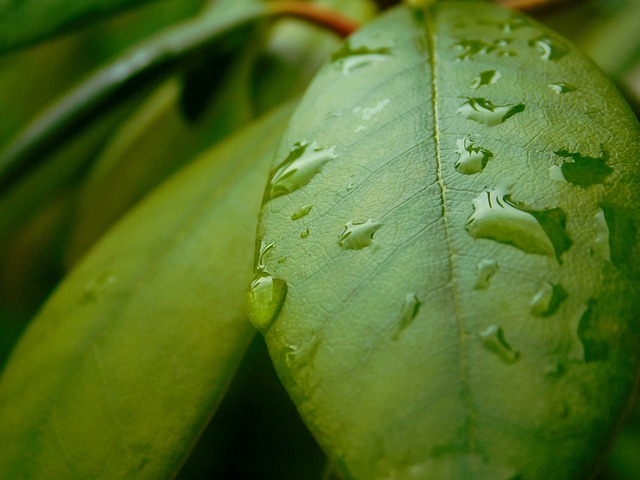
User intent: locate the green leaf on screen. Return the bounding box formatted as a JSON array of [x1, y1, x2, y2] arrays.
[[251, 3, 640, 479], [0, 0, 173, 54], [0, 102, 295, 479]]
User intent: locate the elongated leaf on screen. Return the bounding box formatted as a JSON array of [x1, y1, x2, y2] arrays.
[[251, 3, 640, 479], [0, 0, 266, 191], [0, 102, 294, 479], [0, 0, 171, 54]]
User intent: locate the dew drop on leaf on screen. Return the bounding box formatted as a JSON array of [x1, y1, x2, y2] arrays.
[[452, 39, 515, 60], [331, 41, 391, 75], [393, 293, 422, 340], [454, 137, 494, 174], [264, 141, 337, 202], [465, 188, 572, 262], [548, 164, 567, 183], [590, 208, 610, 261], [528, 35, 569, 60], [577, 299, 609, 362], [301, 228, 310, 239], [338, 219, 382, 250], [291, 205, 314, 220], [530, 281, 568, 317], [81, 272, 116, 303], [286, 334, 320, 370], [458, 98, 525, 126], [473, 259, 499, 290], [353, 99, 391, 120], [471, 69, 502, 89], [254, 240, 274, 271], [247, 272, 288, 334], [554, 149, 613, 188], [549, 82, 576, 94], [479, 325, 520, 364]]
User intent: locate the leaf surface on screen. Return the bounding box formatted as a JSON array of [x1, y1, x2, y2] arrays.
[[252, 3, 640, 479], [0, 103, 294, 479]]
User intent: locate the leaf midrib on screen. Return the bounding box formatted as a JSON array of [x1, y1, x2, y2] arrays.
[[424, 5, 479, 455]]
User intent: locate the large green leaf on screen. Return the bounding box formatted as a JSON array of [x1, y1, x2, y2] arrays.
[[251, 3, 640, 479], [0, 102, 294, 479]]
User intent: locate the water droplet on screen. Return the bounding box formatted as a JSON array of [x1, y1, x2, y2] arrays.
[[338, 219, 382, 250], [254, 240, 275, 271], [479, 17, 531, 33], [286, 335, 320, 370], [528, 35, 569, 60], [247, 272, 288, 334], [458, 98, 525, 126], [474, 259, 499, 290], [300, 228, 310, 239], [466, 188, 573, 262], [400, 453, 519, 479], [393, 293, 421, 340], [81, 272, 116, 302], [291, 205, 313, 220], [471, 70, 502, 89], [264, 141, 337, 202], [544, 361, 565, 378], [500, 17, 530, 32], [600, 203, 639, 281], [554, 149, 613, 188], [331, 41, 390, 74], [479, 325, 519, 364], [577, 299, 609, 362], [454, 137, 494, 174], [353, 98, 391, 121], [452, 39, 516, 60], [591, 208, 610, 261], [530, 282, 568, 317], [548, 165, 566, 183], [549, 82, 576, 94]]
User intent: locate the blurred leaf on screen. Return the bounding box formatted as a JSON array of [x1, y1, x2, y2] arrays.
[[0, 93, 141, 242], [252, 3, 640, 479], [0, 102, 295, 479], [64, 40, 259, 263], [0, 0, 266, 192], [0, 0, 182, 54], [0, 0, 202, 146]]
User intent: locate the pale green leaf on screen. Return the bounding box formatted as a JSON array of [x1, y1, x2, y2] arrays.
[[251, 3, 640, 479], [0, 102, 294, 479]]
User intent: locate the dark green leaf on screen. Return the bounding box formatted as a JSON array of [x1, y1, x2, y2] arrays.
[[0, 0, 266, 192], [0, 0, 173, 54], [0, 102, 294, 479], [252, 3, 640, 479]]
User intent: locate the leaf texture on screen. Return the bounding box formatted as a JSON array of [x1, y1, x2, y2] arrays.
[[0, 103, 294, 479], [251, 3, 640, 479]]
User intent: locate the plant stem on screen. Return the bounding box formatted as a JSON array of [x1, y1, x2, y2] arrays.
[[495, 0, 574, 12], [269, 1, 360, 38]]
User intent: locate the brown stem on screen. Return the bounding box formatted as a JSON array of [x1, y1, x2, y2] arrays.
[[495, 0, 574, 13], [268, 1, 360, 38]]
